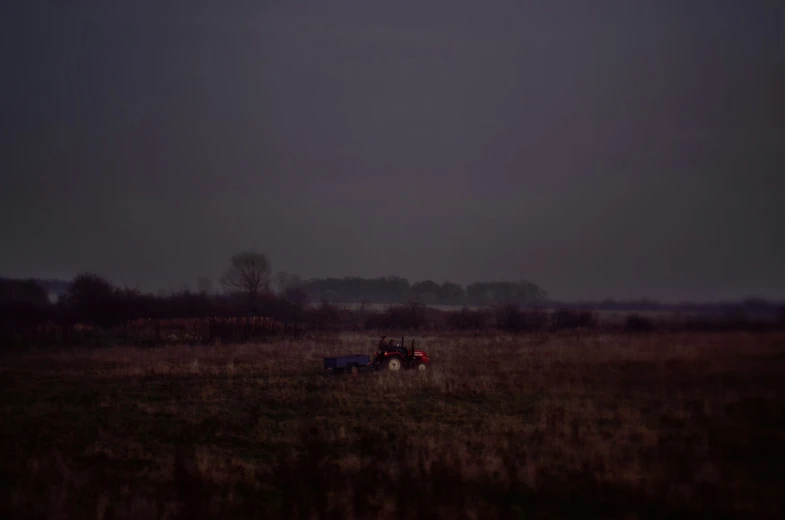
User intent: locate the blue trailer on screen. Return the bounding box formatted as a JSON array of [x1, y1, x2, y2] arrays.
[[323, 354, 371, 374]]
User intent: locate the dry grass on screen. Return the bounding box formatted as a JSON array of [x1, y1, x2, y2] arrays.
[[0, 332, 784, 519]]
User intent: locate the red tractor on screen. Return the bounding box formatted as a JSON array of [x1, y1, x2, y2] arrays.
[[372, 336, 431, 372]]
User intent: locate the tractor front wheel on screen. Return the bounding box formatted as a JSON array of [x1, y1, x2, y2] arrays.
[[417, 363, 427, 372], [386, 357, 402, 372]]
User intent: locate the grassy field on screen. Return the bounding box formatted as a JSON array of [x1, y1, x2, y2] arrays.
[[1, 332, 784, 519]]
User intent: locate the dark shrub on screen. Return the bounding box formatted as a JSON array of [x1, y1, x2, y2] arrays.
[[445, 307, 489, 330], [64, 273, 120, 328], [625, 314, 654, 333], [0, 278, 50, 307], [779, 306, 785, 330], [551, 309, 596, 331], [496, 303, 521, 332], [306, 302, 342, 331], [494, 304, 548, 332], [383, 302, 428, 330]]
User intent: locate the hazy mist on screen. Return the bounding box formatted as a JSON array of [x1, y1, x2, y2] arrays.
[[2, 1, 784, 301]]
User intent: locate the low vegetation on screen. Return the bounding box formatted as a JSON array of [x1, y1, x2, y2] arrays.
[[3, 268, 784, 358], [1, 331, 784, 519]]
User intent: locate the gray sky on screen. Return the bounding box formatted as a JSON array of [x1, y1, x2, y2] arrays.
[[2, 1, 784, 301]]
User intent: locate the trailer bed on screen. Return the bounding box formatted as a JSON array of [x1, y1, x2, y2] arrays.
[[323, 355, 371, 372]]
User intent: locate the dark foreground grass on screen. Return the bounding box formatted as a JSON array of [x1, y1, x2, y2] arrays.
[[0, 332, 784, 519]]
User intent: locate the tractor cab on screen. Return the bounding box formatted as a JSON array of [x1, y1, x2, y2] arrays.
[[380, 337, 407, 356]]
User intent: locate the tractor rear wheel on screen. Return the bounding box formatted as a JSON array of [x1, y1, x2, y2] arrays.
[[386, 357, 402, 372]]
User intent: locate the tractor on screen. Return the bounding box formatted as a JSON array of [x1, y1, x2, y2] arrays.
[[371, 336, 430, 372], [323, 336, 431, 374]]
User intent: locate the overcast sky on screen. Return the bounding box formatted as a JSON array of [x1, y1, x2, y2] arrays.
[[1, 1, 784, 300]]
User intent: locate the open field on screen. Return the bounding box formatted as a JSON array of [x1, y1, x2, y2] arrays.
[[1, 332, 784, 519]]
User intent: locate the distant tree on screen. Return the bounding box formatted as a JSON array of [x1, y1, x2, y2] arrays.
[[438, 281, 465, 305], [196, 276, 214, 294], [0, 278, 50, 307], [297, 276, 415, 304], [64, 273, 118, 326], [466, 282, 491, 305], [467, 280, 547, 306], [515, 280, 548, 306], [282, 286, 308, 306], [173, 283, 190, 294], [274, 271, 302, 294], [66, 273, 115, 306], [411, 280, 441, 304], [384, 275, 411, 303], [221, 251, 271, 311]]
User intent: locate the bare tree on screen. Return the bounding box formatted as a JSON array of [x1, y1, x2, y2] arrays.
[[221, 251, 271, 303]]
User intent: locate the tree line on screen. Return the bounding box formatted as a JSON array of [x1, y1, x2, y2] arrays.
[[0, 250, 546, 329], [277, 275, 548, 307], [2, 250, 783, 338]]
